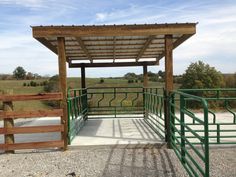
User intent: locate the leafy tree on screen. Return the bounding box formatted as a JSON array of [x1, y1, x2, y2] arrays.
[[99, 78, 104, 83], [181, 61, 225, 109], [13, 66, 26, 80], [181, 61, 224, 89], [124, 73, 137, 80]]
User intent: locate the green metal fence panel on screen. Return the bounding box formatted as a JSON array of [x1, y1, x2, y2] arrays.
[[67, 88, 88, 144], [143, 87, 165, 139], [170, 91, 209, 177], [179, 88, 236, 145], [86, 87, 144, 118]]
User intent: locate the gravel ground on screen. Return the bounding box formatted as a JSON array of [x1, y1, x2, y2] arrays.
[[0, 145, 235, 177], [0, 144, 187, 177]]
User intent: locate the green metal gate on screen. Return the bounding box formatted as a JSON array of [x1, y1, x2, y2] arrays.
[[67, 88, 88, 144], [169, 91, 209, 177]]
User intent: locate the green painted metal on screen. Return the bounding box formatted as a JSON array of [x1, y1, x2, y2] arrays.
[[67, 88, 88, 144], [179, 88, 236, 145], [143, 87, 165, 139], [87, 87, 144, 117], [169, 91, 209, 177]]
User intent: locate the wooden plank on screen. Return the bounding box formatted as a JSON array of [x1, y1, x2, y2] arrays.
[[32, 23, 197, 37], [69, 61, 158, 68], [136, 35, 155, 61], [0, 140, 64, 150], [0, 109, 63, 119], [36, 37, 58, 54], [173, 34, 194, 49], [0, 125, 64, 134], [76, 37, 92, 62], [57, 37, 68, 150], [0, 92, 62, 102]]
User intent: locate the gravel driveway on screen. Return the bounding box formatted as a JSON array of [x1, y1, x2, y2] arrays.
[[0, 145, 236, 177]]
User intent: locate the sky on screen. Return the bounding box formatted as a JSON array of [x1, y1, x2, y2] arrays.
[[0, 0, 235, 77]]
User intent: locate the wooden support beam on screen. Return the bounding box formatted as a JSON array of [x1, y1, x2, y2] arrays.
[[156, 34, 194, 61], [32, 23, 197, 37], [164, 34, 173, 149], [165, 35, 173, 92], [113, 36, 116, 62], [69, 61, 158, 68], [81, 65, 86, 89], [35, 37, 58, 54], [143, 64, 148, 87], [136, 35, 155, 61], [57, 37, 68, 150], [76, 37, 92, 63]]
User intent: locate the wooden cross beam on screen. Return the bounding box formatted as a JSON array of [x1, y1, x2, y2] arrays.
[[76, 37, 93, 63], [136, 35, 156, 61]]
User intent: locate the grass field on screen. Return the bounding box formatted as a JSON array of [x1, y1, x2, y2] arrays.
[[0, 78, 180, 111]]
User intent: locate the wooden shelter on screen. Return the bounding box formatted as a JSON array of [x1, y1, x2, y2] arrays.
[[32, 23, 197, 148]]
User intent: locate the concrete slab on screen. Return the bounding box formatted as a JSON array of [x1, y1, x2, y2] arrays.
[[70, 118, 164, 146]]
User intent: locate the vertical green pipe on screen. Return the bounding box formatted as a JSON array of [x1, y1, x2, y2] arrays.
[[143, 88, 146, 119], [203, 99, 209, 177], [67, 100, 71, 145], [170, 93, 175, 148], [180, 95, 186, 164]]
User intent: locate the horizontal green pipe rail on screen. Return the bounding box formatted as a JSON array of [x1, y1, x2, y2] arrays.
[[170, 90, 209, 177]]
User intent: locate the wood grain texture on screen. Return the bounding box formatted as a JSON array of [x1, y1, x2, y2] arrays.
[[0, 109, 63, 119]]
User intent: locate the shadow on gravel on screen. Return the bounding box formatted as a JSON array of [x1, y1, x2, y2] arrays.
[[102, 143, 177, 177]]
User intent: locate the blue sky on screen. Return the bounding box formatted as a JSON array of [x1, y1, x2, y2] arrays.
[[0, 0, 235, 77]]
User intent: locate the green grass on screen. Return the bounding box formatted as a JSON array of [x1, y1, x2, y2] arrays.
[[0, 78, 180, 111]]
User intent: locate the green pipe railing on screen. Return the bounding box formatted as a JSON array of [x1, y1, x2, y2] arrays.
[[179, 88, 236, 145], [143, 87, 165, 139], [67, 88, 88, 144], [169, 91, 209, 177], [87, 87, 144, 118]]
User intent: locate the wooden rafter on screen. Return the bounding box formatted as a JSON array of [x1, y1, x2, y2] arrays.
[[76, 37, 92, 63], [136, 35, 156, 61], [36, 37, 58, 54], [69, 61, 158, 68]]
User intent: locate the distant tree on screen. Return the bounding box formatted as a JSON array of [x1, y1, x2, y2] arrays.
[[43, 75, 59, 108], [181, 61, 224, 89], [26, 72, 34, 80], [124, 73, 137, 80], [224, 73, 236, 88], [13, 66, 26, 80], [44, 75, 59, 92], [158, 70, 165, 79], [99, 78, 104, 83]]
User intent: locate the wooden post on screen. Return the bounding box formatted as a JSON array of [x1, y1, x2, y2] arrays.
[[81, 64, 86, 89], [57, 37, 68, 150], [143, 64, 148, 87], [164, 34, 173, 148], [3, 89, 14, 153]]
